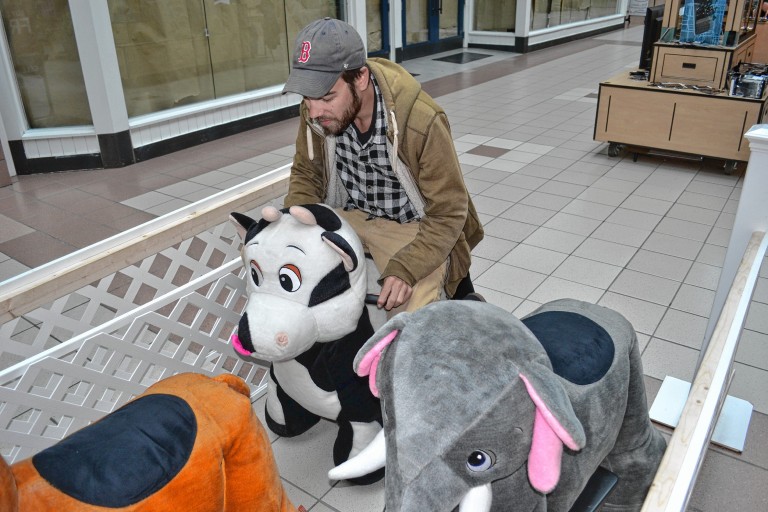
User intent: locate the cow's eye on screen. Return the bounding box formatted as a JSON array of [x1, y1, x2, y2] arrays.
[[249, 260, 263, 287], [467, 450, 495, 472], [279, 264, 301, 292]]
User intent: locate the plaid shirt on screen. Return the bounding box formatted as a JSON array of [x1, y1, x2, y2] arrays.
[[335, 76, 419, 223]]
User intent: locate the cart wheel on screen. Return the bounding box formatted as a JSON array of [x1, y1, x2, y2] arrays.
[[607, 142, 622, 157], [723, 160, 738, 175]]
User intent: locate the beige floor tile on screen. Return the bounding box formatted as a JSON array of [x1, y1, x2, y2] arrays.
[[573, 238, 638, 267], [627, 249, 694, 282], [500, 243, 568, 274], [598, 292, 667, 336], [552, 255, 622, 289], [641, 337, 699, 382], [474, 262, 547, 298]]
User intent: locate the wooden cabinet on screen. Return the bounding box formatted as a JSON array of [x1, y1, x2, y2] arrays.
[[734, 37, 757, 64], [594, 73, 768, 162]]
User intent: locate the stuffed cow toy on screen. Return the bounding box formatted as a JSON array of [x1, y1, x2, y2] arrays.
[[1, 373, 298, 512], [330, 299, 667, 511], [229, 203, 384, 484]]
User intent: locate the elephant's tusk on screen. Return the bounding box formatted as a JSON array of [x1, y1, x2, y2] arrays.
[[327, 429, 386, 480], [459, 483, 493, 512]]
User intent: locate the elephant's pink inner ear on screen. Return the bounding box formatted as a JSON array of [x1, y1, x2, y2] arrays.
[[356, 330, 398, 397], [527, 407, 563, 494], [518, 374, 579, 450]]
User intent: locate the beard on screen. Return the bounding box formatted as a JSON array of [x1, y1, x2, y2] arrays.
[[318, 84, 362, 136]]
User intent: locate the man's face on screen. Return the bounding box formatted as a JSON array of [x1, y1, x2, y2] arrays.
[[304, 76, 362, 136]]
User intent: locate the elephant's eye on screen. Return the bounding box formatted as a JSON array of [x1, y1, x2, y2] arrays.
[[279, 264, 302, 292], [467, 450, 495, 472], [250, 260, 263, 287]]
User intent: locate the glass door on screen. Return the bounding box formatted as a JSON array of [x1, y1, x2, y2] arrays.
[[433, 0, 460, 40], [402, 0, 463, 59]]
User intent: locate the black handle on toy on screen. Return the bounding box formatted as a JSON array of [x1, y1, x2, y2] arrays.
[[364, 294, 380, 305]]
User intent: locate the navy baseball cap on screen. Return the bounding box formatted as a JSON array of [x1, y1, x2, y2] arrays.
[[283, 18, 366, 98]]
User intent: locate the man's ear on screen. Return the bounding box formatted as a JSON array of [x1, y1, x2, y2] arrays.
[[355, 66, 371, 92]]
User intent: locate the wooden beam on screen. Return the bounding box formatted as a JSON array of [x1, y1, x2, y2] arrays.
[[0, 167, 290, 325]]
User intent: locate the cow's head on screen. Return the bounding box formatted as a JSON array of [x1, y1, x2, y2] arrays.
[[229, 204, 368, 361]]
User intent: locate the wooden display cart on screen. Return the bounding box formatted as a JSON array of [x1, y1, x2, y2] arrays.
[[595, 0, 767, 171], [594, 73, 768, 167]]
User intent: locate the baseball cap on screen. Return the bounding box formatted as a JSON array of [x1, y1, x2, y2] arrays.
[[283, 17, 366, 98]]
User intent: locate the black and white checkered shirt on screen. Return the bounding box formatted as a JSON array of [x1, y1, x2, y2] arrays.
[[335, 75, 419, 223]]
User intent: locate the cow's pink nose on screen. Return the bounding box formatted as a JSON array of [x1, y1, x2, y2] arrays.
[[275, 333, 289, 347]]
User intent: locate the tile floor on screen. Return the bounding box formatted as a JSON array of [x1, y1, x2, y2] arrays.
[[1, 20, 767, 511]]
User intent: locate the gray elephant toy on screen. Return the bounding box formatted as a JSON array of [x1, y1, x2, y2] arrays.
[[329, 299, 666, 511]]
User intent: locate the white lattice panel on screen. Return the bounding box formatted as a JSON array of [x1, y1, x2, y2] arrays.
[[0, 218, 249, 372], [0, 260, 270, 464]]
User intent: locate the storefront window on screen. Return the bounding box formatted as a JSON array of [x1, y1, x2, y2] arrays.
[[531, 0, 620, 31], [367, 0, 384, 53], [406, 0, 429, 44], [0, 0, 92, 128], [474, 0, 516, 32], [108, 0, 339, 118]]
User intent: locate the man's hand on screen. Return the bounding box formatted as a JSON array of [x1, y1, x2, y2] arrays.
[[377, 276, 413, 311]]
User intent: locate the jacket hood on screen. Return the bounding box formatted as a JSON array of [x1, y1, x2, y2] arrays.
[[367, 58, 422, 138]]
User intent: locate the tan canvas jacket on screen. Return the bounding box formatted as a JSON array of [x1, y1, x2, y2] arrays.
[[284, 58, 484, 297]]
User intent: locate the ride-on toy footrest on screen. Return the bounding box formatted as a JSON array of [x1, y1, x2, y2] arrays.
[[568, 467, 619, 512]]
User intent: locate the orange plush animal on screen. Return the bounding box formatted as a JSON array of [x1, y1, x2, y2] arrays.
[[1, 372, 298, 512]]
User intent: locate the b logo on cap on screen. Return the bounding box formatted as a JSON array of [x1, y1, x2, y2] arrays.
[[298, 41, 311, 63]]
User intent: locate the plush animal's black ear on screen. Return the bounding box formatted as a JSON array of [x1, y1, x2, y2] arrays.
[[300, 204, 342, 231], [322, 231, 358, 272], [230, 212, 256, 241]]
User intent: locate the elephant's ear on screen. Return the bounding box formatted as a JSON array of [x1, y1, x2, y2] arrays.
[[353, 313, 411, 397], [519, 372, 586, 494], [356, 330, 397, 397]]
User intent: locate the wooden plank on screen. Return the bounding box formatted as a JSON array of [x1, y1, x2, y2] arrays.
[[661, 0, 681, 32], [0, 166, 290, 325], [642, 230, 767, 512], [725, 0, 747, 36]]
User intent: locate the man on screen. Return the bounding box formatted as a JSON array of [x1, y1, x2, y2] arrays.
[[282, 17, 483, 313]]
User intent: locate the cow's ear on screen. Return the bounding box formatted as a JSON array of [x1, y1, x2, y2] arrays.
[[261, 205, 283, 222], [229, 212, 256, 241], [295, 204, 342, 231], [321, 232, 358, 272]]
